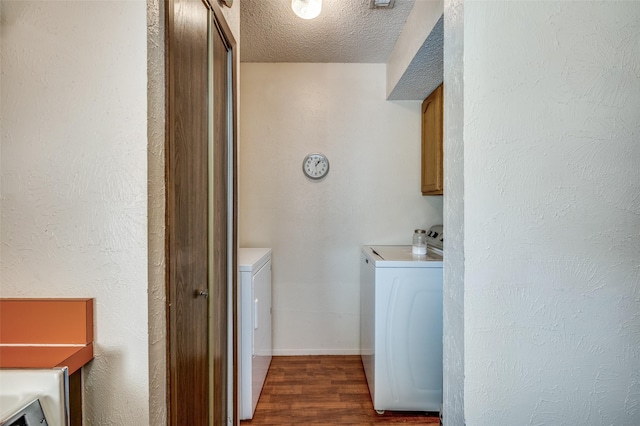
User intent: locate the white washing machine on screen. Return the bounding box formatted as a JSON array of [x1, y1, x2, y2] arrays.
[[0, 368, 68, 426], [360, 243, 443, 413], [238, 248, 272, 420]]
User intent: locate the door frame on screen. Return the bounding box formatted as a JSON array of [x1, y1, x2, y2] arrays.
[[207, 4, 239, 425], [164, 0, 238, 424]]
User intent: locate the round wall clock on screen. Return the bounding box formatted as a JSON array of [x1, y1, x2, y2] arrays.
[[302, 153, 330, 180]]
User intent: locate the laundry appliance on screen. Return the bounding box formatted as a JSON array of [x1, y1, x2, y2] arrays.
[[238, 248, 272, 420], [0, 368, 68, 426], [360, 232, 443, 413]]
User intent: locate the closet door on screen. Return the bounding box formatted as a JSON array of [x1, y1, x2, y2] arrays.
[[166, 0, 211, 423], [167, 0, 237, 424]]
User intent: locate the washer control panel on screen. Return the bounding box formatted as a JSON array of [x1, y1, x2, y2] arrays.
[[426, 225, 443, 249]]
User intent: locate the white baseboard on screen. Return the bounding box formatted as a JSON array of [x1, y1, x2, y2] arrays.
[[272, 348, 361, 356]]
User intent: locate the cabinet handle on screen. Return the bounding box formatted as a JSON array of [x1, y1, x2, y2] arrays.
[[196, 289, 209, 299]]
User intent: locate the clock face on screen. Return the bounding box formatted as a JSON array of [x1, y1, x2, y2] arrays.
[[303, 153, 330, 180]]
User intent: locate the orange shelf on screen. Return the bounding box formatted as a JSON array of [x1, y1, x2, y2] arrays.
[[0, 298, 94, 373], [0, 298, 93, 345], [0, 343, 93, 374]]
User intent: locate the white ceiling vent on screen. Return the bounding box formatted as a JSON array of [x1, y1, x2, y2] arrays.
[[370, 0, 396, 9]]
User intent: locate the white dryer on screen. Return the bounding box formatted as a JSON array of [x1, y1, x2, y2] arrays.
[[360, 244, 443, 413], [238, 248, 272, 420]]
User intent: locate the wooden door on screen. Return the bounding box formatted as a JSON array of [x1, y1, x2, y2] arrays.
[[166, 0, 237, 424], [421, 84, 444, 195]]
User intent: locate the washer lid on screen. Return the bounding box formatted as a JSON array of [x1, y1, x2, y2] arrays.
[[238, 248, 272, 271], [364, 245, 443, 267]]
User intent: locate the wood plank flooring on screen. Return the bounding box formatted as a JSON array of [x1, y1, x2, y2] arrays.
[[240, 355, 440, 425]]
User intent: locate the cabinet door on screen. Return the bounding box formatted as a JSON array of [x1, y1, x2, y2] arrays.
[[421, 84, 443, 195]]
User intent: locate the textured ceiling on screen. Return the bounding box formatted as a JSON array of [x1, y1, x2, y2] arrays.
[[240, 0, 417, 63]]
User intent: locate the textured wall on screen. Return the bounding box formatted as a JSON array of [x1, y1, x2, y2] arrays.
[[442, 0, 465, 423], [386, 0, 443, 101], [147, 0, 166, 424], [240, 63, 443, 354], [0, 1, 149, 424], [386, 16, 443, 101], [464, 2, 640, 424], [387, 0, 442, 96]]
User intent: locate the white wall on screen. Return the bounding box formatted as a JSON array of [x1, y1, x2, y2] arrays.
[[240, 63, 443, 354], [387, 0, 442, 96], [442, 0, 465, 423], [147, 0, 167, 424], [461, 1, 640, 424], [386, 0, 443, 100], [0, 1, 149, 424]]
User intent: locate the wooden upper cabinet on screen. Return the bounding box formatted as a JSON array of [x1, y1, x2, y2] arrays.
[[421, 84, 443, 195]]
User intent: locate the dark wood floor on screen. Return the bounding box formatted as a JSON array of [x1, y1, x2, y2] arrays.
[[240, 355, 440, 425]]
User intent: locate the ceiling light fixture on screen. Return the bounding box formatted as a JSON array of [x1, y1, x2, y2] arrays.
[[291, 0, 322, 20], [370, 0, 396, 8]]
